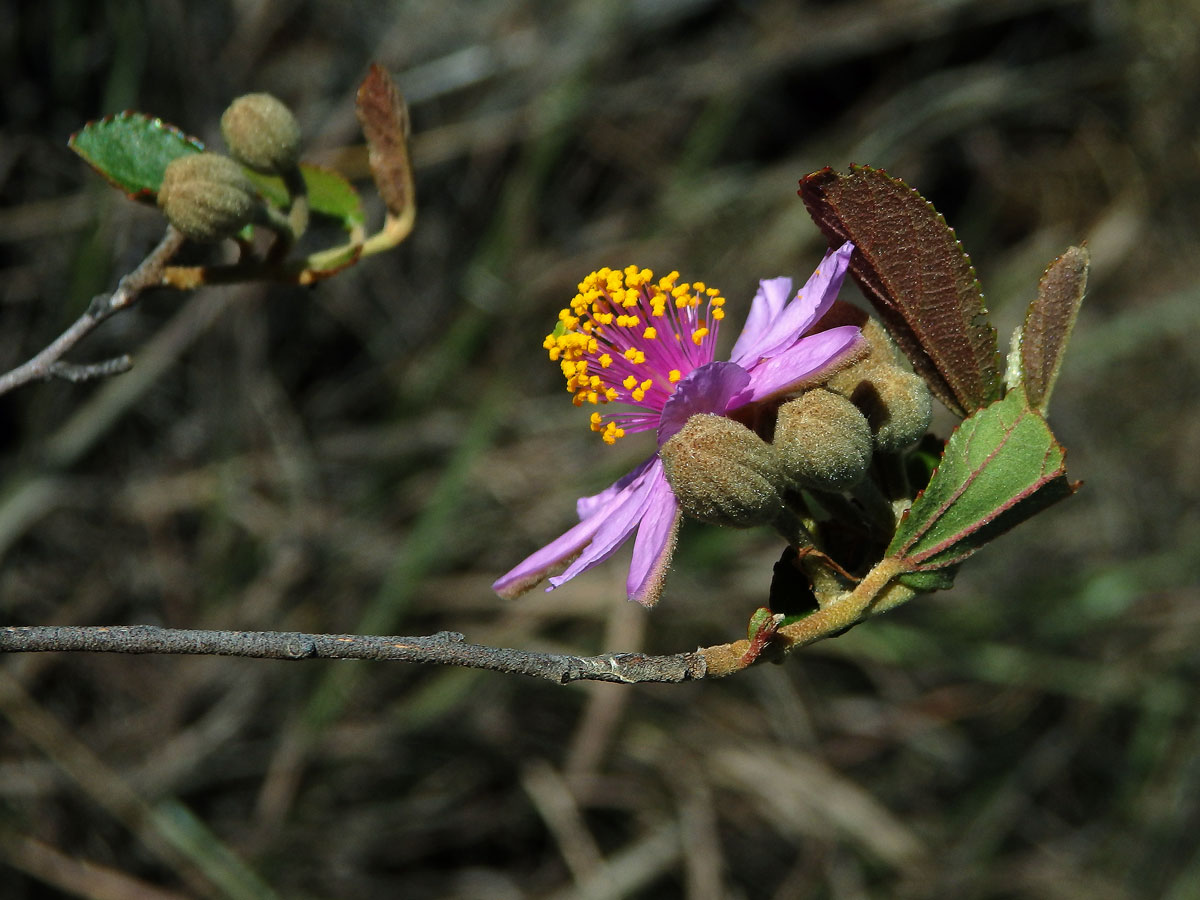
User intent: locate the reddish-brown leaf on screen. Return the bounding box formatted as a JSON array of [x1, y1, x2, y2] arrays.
[[1021, 245, 1089, 414], [799, 166, 1001, 417], [355, 64, 414, 218]]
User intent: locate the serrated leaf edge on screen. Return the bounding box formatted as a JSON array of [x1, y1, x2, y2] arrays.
[[68, 110, 205, 200], [799, 165, 1002, 416]]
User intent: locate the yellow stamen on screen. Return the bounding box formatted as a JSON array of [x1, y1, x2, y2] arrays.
[[545, 263, 726, 443]]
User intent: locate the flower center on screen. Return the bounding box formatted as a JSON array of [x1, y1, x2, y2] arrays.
[[545, 265, 726, 443]]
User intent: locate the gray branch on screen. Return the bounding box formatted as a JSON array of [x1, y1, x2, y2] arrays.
[[0, 625, 707, 685], [46, 356, 134, 383], [0, 228, 185, 396]]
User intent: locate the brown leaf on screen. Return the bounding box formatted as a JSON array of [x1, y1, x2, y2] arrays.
[[1021, 245, 1089, 414], [799, 166, 1001, 417], [355, 63, 414, 219]]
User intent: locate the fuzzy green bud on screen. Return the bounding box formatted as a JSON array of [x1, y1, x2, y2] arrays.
[[660, 414, 788, 529], [828, 361, 932, 453], [773, 389, 873, 491], [865, 368, 932, 452], [826, 318, 932, 453], [157, 152, 259, 243], [220, 93, 302, 175]]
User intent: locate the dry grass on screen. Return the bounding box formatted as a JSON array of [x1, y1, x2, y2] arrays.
[[2, 1, 1199, 897]]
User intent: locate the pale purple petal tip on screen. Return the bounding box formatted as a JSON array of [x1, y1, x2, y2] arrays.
[[547, 459, 664, 589], [729, 276, 793, 366], [731, 242, 855, 366], [576, 456, 655, 521], [626, 470, 681, 607], [494, 458, 660, 598], [492, 514, 605, 599]]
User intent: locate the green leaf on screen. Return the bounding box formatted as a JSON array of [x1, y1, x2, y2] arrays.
[[69, 112, 203, 200], [886, 386, 1075, 572], [798, 165, 1001, 417], [247, 164, 365, 231], [1017, 245, 1089, 414]]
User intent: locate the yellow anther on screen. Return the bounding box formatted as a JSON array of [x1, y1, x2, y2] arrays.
[[600, 422, 625, 445], [550, 262, 729, 442]]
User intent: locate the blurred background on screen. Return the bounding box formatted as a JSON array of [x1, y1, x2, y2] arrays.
[[2, 0, 1198, 897]]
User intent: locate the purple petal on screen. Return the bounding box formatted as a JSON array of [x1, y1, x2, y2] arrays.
[[656, 361, 752, 447], [728, 277, 793, 366], [732, 326, 866, 406], [494, 459, 656, 598], [576, 456, 656, 520], [626, 470, 681, 607], [548, 462, 662, 588], [492, 513, 607, 599], [729, 243, 854, 367]]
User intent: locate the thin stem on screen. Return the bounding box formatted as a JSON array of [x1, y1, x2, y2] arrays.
[[1, 557, 917, 685], [46, 356, 134, 383], [699, 556, 909, 677], [0, 625, 705, 685], [0, 227, 185, 396]]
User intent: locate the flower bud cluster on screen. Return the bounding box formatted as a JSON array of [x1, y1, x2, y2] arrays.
[[659, 315, 932, 530], [156, 93, 303, 243]]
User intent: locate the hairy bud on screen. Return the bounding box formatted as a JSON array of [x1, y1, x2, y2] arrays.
[[660, 414, 787, 529], [826, 318, 932, 453], [157, 153, 259, 243], [773, 389, 873, 491], [220, 93, 302, 175]]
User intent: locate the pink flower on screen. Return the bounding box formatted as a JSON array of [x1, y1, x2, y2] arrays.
[[494, 242, 863, 606]]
